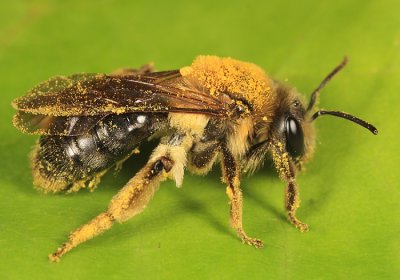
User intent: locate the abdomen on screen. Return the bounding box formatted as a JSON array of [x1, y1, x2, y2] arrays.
[[32, 113, 167, 193]]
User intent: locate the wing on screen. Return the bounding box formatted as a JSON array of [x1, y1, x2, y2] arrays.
[[13, 111, 105, 136], [12, 70, 230, 136]]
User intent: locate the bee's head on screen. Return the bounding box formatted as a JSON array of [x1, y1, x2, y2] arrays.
[[268, 83, 315, 167], [245, 57, 378, 174], [272, 57, 378, 168]]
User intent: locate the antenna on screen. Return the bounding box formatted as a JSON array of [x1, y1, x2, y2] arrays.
[[311, 110, 378, 135], [307, 57, 348, 112]]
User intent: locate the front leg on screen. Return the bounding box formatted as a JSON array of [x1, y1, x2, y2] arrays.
[[269, 141, 308, 232], [221, 145, 263, 248]]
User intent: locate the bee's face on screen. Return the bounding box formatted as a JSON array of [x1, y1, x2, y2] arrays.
[[270, 83, 315, 164], [247, 57, 376, 175]]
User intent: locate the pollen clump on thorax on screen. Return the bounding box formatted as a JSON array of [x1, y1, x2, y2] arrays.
[[180, 56, 274, 113]]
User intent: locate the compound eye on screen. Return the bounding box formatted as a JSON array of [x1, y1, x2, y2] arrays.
[[285, 117, 304, 158]]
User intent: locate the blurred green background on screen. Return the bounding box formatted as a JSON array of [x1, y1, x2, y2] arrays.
[[0, 0, 398, 279]]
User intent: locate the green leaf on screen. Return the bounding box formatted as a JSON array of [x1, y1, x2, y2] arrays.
[[0, 1, 398, 279]]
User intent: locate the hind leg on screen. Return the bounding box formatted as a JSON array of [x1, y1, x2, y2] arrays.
[[49, 157, 171, 262], [49, 134, 192, 262]]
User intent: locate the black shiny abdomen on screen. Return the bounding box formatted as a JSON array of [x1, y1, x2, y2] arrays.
[[34, 113, 167, 191]]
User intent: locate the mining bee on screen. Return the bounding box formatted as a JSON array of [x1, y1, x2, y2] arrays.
[[12, 56, 378, 262]]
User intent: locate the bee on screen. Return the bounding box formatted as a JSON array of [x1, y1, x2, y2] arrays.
[[12, 56, 378, 262]]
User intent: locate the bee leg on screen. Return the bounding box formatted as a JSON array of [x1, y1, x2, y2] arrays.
[[269, 141, 309, 232], [66, 169, 108, 193], [187, 141, 220, 175], [221, 145, 264, 249], [285, 181, 308, 232], [87, 169, 108, 191], [49, 134, 192, 262], [48, 158, 170, 262]]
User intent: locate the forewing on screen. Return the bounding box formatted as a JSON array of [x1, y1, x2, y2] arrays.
[[12, 71, 228, 117], [13, 111, 105, 136]]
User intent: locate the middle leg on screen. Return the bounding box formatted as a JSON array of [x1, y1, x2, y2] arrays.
[[221, 145, 263, 248]]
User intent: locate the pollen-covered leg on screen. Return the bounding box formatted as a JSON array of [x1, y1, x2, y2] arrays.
[[285, 181, 308, 232], [66, 169, 108, 193], [49, 212, 115, 262], [270, 141, 308, 232], [49, 157, 172, 262], [188, 140, 220, 175], [49, 133, 193, 262], [221, 145, 263, 248]]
